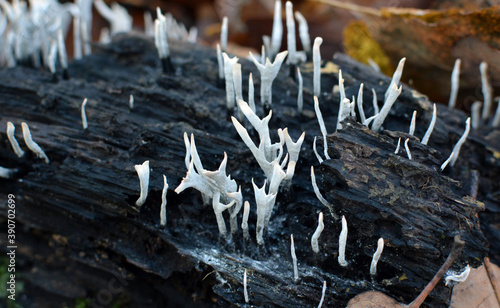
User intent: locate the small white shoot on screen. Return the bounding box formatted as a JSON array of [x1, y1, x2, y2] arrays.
[[311, 212, 324, 253], [160, 174, 168, 226], [421, 104, 436, 145], [338, 215, 348, 267], [21, 122, 49, 163], [6, 122, 24, 157], [370, 238, 384, 276], [135, 160, 150, 207]]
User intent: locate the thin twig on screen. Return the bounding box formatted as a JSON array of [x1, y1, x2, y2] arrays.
[[408, 235, 465, 308]]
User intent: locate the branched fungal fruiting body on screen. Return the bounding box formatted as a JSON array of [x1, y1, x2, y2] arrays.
[[21, 122, 49, 164], [421, 104, 436, 145], [160, 174, 168, 227], [409, 110, 417, 135], [448, 59, 461, 109], [313, 37, 323, 97], [371, 83, 402, 132], [370, 238, 384, 276], [290, 234, 299, 281], [311, 212, 324, 253], [81, 98, 88, 130], [253, 179, 277, 245], [249, 50, 288, 109], [212, 191, 235, 238], [6, 122, 24, 157], [384, 57, 406, 101], [223, 52, 239, 109], [449, 117, 471, 167], [338, 215, 348, 267], [134, 160, 150, 207]]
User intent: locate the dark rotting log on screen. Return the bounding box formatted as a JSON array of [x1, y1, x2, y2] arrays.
[[0, 33, 497, 307]]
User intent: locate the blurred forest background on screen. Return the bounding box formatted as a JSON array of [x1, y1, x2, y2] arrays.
[[78, 0, 500, 112]]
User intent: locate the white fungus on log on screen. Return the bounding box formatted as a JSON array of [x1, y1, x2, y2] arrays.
[[338, 215, 348, 267], [311, 212, 324, 253], [370, 238, 385, 276], [6, 122, 24, 157], [21, 122, 49, 164], [134, 160, 150, 207]]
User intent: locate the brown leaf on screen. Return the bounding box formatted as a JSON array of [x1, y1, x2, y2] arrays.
[[346, 291, 406, 308], [450, 261, 500, 308]]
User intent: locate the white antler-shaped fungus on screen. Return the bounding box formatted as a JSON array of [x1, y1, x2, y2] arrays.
[[480, 61, 493, 121], [160, 174, 168, 226], [297, 67, 303, 114], [409, 111, 417, 135], [270, 0, 283, 59], [384, 57, 405, 101], [248, 73, 256, 112], [404, 138, 412, 160], [449, 117, 471, 167], [372, 88, 379, 115], [318, 281, 327, 308], [445, 265, 471, 286], [338, 215, 348, 267], [394, 138, 401, 154], [290, 234, 299, 281], [226, 185, 243, 235], [313, 37, 323, 97], [249, 50, 288, 109], [223, 52, 239, 110], [311, 212, 324, 253], [6, 122, 24, 157], [471, 101, 482, 129], [0, 166, 17, 179], [81, 98, 88, 130], [253, 179, 277, 245], [421, 104, 436, 145], [220, 16, 228, 52], [371, 83, 402, 132], [243, 269, 249, 303], [448, 59, 461, 109], [212, 191, 235, 238], [134, 160, 150, 207], [241, 201, 250, 240], [94, 0, 132, 34], [337, 98, 351, 131], [294, 11, 311, 55], [357, 83, 366, 124], [370, 238, 384, 276], [21, 122, 49, 163]]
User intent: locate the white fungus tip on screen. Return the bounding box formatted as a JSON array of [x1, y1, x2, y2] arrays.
[[134, 160, 150, 207]]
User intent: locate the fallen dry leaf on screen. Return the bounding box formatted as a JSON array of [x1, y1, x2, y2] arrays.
[[346, 290, 405, 308], [450, 261, 500, 308]]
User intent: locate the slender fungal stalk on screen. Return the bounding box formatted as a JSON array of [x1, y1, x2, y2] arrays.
[[409, 110, 417, 135], [313, 37, 323, 97], [370, 238, 384, 276], [291, 234, 299, 281], [6, 122, 24, 157], [21, 122, 49, 164], [448, 59, 461, 108], [160, 174, 168, 226], [134, 160, 150, 207], [338, 215, 348, 267], [311, 212, 324, 253], [421, 104, 436, 145]]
